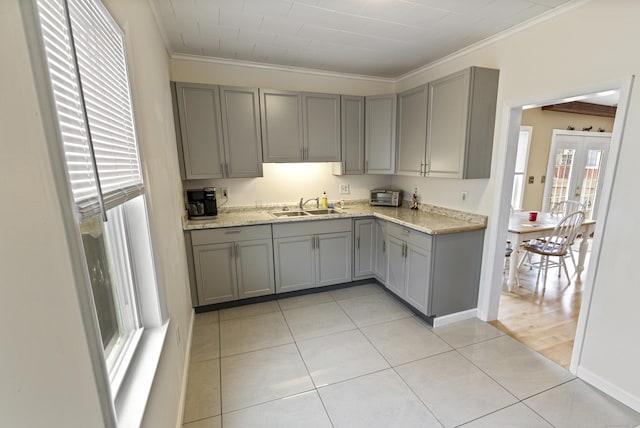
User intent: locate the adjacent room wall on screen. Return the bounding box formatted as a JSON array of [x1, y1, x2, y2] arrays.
[[520, 108, 615, 211]]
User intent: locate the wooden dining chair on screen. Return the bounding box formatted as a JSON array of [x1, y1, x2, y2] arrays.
[[550, 200, 587, 268], [520, 210, 586, 291]]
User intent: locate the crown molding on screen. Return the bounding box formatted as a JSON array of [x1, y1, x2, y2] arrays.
[[170, 53, 397, 84]]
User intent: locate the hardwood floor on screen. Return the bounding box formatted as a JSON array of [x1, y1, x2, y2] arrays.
[[490, 249, 588, 369]]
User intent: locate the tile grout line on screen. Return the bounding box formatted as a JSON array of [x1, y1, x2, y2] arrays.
[[279, 302, 337, 428]]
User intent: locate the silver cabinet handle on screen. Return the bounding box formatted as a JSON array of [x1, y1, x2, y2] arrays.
[[365, 160, 369, 172], [356, 236, 360, 249], [382, 240, 386, 253], [316, 236, 320, 249], [225, 230, 241, 234], [311, 236, 315, 250]]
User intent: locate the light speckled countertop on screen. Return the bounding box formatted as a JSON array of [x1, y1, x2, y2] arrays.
[[183, 202, 487, 235]]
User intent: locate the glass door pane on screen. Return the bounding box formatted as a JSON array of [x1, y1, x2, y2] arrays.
[[548, 148, 576, 208], [580, 149, 605, 219]]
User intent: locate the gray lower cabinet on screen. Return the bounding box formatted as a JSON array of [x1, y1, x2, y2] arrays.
[[386, 225, 432, 314], [273, 219, 352, 293], [365, 94, 397, 174], [353, 218, 375, 279], [190, 225, 275, 305], [384, 221, 484, 318], [173, 82, 263, 179], [373, 220, 388, 282]]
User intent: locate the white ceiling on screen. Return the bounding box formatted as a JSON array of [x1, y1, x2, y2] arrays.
[[150, 0, 575, 78]]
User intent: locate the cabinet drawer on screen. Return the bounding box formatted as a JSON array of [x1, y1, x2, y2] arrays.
[[272, 219, 352, 238], [387, 222, 433, 250], [191, 225, 272, 245]]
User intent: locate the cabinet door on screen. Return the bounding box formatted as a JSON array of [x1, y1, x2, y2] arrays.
[[220, 86, 263, 178], [373, 220, 388, 283], [316, 232, 352, 286], [175, 83, 224, 179], [273, 235, 315, 292], [404, 244, 431, 315], [340, 96, 365, 175], [354, 219, 374, 279], [236, 239, 275, 299], [260, 89, 303, 162], [193, 243, 237, 305], [386, 235, 406, 298], [396, 85, 428, 176], [365, 94, 397, 174], [303, 93, 341, 162], [426, 69, 471, 178]]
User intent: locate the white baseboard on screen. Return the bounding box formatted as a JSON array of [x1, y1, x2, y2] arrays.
[[577, 366, 640, 413], [432, 308, 478, 327], [175, 309, 195, 428]]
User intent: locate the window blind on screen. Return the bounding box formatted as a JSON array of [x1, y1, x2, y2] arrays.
[[37, 0, 101, 218], [36, 0, 143, 218]]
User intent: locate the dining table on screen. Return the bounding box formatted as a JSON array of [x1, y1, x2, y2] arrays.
[[506, 211, 596, 291]]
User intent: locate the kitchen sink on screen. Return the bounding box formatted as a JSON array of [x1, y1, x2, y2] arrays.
[[271, 211, 310, 217], [305, 208, 341, 215]]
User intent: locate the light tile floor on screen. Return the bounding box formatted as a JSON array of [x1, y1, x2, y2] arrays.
[[182, 283, 640, 428]]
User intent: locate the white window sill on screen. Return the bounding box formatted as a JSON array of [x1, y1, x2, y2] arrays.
[[114, 320, 169, 428]]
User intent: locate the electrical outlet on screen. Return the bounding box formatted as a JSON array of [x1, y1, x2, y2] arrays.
[[219, 187, 229, 198], [339, 183, 350, 194]]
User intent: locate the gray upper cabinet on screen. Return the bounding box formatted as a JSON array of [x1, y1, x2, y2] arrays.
[[303, 93, 341, 162], [174, 82, 263, 179], [261, 89, 341, 162], [175, 83, 225, 179], [396, 85, 428, 176], [219, 86, 263, 177], [334, 95, 365, 175], [426, 67, 499, 179], [260, 89, 303, 162], [365, 94, 397, 174]]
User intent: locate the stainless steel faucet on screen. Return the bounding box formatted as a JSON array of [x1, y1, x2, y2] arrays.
[[299, 197, 319, 210]]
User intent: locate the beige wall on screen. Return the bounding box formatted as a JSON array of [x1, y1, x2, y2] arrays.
[[1, 1, 107, 426], [520, 108, 615, 211], [171, 57, 395, 96]]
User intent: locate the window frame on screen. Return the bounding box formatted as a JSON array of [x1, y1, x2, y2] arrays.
[[21, 0, 168, 426]]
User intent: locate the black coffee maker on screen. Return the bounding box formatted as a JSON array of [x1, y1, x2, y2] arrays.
[[186, 187, 217, 219]]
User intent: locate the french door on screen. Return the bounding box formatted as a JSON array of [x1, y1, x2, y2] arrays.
[[542, 130, 611, 219]]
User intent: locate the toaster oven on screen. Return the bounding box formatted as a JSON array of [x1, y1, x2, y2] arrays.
[[370, 189, 402, 207]]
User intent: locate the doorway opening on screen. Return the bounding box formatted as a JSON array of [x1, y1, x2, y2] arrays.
[[484, 81, 631, 373]]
